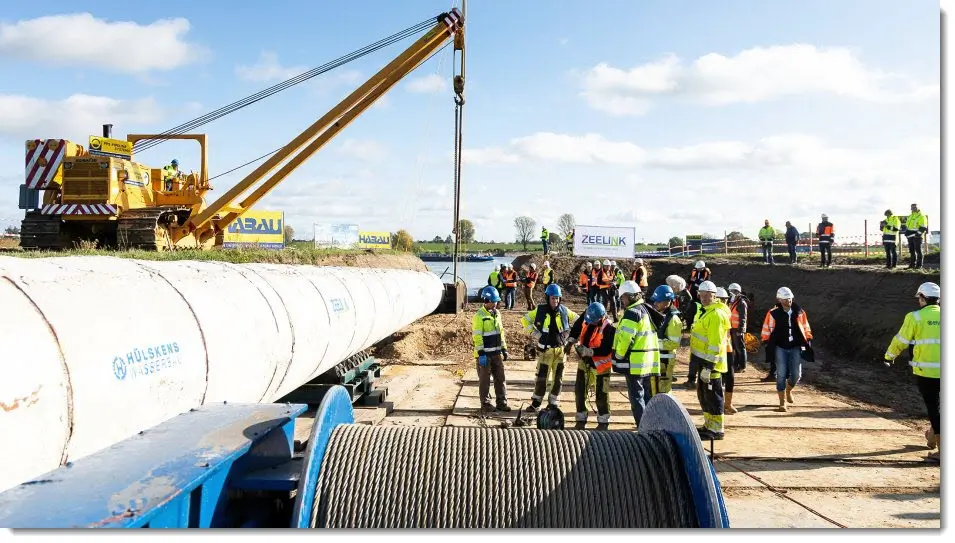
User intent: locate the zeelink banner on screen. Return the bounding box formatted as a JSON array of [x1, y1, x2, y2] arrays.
[[573, 224, 635, 259]]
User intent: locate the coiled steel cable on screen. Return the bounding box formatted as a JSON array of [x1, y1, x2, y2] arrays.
[[310, 425, 699, 528]]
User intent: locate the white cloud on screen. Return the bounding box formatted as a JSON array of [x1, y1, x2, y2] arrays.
[[406, 74, 446, 94], [333, 139, 389, 162], [580, 44, 940, 116], [235, 51, 307, 82], [511, 132, 646, 165], [0, 94, 163, 141], [462, 147, 520, 165], [0, 13, 208, 73]]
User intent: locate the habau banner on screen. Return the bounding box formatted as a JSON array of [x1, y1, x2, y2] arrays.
[[572, 224, 635, 259]]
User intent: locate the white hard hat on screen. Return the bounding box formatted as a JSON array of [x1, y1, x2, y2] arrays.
[[618, 280, 641, 298], [716, 287, 729, 299], [602, 259, 611, 266], [610, 260, 617, 266], [666, 274, 686, 291], [530, 263, 537, 269], [727, 283, 741, 293], [585, 262, 593, 268], [698, 281, 718, 293], [822, 213, 828, 220], [695, 260, 705, 269], [543, 260, 550, 267], [635, 258, 644, 264], [776, 287, 794, 300], [917, 282, 940, 298], [593, 260, 601, 267], [507, 263, 513, 269]]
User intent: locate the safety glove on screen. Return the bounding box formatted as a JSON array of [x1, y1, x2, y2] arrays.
[[700, 367, 712, 383], [502, 349, 508, 361], [478, 354, 488, 367]]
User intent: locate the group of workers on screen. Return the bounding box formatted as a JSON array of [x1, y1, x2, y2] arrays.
[[759, 203, 930, 269], [472, 257, 940, 459], [488, 261, 556, 310]]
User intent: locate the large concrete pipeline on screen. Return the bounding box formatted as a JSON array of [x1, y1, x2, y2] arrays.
[[0, 255, 443, 492]]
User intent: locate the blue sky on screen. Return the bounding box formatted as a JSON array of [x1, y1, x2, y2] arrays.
[[0, 0, 941, 244]]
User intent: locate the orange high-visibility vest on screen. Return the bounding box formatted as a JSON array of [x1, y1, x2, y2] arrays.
[[580, 320, 612, 373]]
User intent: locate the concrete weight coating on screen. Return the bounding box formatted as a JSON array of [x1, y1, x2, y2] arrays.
[[0, 255, 443, 492]]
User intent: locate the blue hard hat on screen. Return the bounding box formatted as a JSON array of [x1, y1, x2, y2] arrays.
[[171, 159, 179, 165], [650, 285, 676, 303], [544, 284, 561, 298], [480, 286, 501, 303], [584, 302, 607, 324]]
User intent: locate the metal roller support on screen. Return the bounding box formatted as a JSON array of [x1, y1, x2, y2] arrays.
[[0, 255, 443, 492]]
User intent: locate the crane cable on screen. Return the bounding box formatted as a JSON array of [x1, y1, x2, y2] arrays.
[[132, 16, 440, 154]]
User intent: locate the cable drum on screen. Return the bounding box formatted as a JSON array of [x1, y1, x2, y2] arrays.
[[310, 425, 699, 528]]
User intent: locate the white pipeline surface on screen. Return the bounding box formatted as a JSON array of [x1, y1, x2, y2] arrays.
[[0, 255, 442, 492]]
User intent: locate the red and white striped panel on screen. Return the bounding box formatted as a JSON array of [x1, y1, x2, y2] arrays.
[[441, 8, 462, 33], [40, 203, 117, 216], [25, 139, 67, 190]]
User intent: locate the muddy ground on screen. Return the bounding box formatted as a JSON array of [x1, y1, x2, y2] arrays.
[[374, 254, 940, 424]]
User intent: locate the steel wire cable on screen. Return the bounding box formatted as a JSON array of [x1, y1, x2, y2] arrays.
[[132, 17, 438, 154], [310, 425, 699, 528]]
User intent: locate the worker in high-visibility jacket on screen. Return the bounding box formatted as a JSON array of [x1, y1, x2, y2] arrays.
[[488, 264, 504, 294], [880, 209, 901, 269], [631, 258, 649, 294], [611, 280, 661, 427], [541, 227, 550, 255], [472, 286, 511, 413], [760, 286, 813, 412], [610, 261, 624, 320], [522, 284, 579, 411], [522, 263, 539, 311], [904, 203, 929, 269], [567, 302, 616, 429], [540, 260, 555, 290], [502, 264, 518, 310], [690, 280, 731, 439], [726, 283, 749, 415], [688, 260, 711, 301], [649, 285, 683, 395], [578, 262, 593, 303], [816, 214, 834, 268], [884, 282, 940, 462], [758, 220, 776, 265], [162, 159, 180, 191]]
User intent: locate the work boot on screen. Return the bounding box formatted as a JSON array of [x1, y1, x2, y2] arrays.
[[785, 384, 795, 404], [927, 436, 940, 462], [698, 427, 725, 440], [776, 391, 787, 412], [724, 392, 738, 414], [595, 423, 609, 431], [574, 421, 587, 430], [926, 428, 937, 449], [525, 404, 539, 413], [481, 403, 495, 413], [496, 403, 512, 412], [761, 374, 776, 382]]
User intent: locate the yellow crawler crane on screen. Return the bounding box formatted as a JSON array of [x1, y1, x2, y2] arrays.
[[18, 8, 465, 250]]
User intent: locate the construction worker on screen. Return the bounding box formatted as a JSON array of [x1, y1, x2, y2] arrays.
[[522, 263, 539, 310], [649, 285, 683, 395], [714, 287, 737, 415], [162, 159, 180, 191], [588, 259, 601, 305], [522, 284, 579, 411], [784, 221, 800, 264], [816, 214, 834, 268], [760, 287, 813, 412], [727, 283, 749, 375], [758, 220, 775, 265], [688, 260, 711, 302], [541, 227, 549, 255], [596, 259, 614, 307], [631, 258, 649, 294], [667, 274, 695, 331], [690, 280, 731, 439], [565, 230, 574, 255], [567, 302, 616, 429], [540, 260, 555, 290], [611, 280, 661, 427], [904, 203, 928, 269], [472, 286, 511, 412], [880, 209, 901, 269], [502, 264, 518, 310], [488, 264, 504, 295], [578, 262, 593, 302], [884, 282, 940, 462], [610, 261, 624, 320]]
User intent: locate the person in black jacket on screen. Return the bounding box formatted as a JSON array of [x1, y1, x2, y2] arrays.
[[566, 302, 617, 430], [760, 287, 814, 411], [784, 221, 800, 264]]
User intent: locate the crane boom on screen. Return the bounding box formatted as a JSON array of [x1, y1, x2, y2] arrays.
[[169, 9, 463, 245]]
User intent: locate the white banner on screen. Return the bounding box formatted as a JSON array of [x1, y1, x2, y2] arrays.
[[313, 223, 359, 249], [573, 224, 635, 259]]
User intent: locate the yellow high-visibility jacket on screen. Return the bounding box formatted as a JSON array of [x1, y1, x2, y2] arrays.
[[885, 304, 940, 379], [472, 306, 506, 359], [690, 301, 731, 374]]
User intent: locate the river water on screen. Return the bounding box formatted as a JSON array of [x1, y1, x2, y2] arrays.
[[424, 256, 514, 296]]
